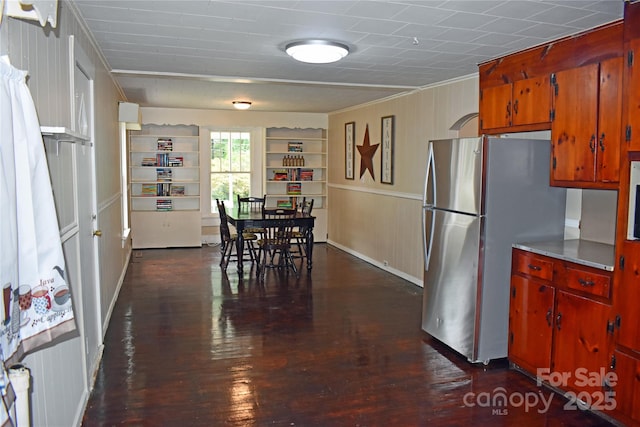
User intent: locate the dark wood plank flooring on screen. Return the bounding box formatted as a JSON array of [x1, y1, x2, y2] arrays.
[[82, 244, 614, 426]]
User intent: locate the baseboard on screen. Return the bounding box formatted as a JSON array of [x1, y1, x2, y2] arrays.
[[326, 240, 422, 287]]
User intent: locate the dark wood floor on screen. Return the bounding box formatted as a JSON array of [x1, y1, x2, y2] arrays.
[[82, 244, 614, 426]]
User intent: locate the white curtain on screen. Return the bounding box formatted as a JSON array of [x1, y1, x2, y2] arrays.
[[0, 57, 76, 424]]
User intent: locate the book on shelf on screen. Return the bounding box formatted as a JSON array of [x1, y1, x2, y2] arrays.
[[288, 141, 303, 152], [272, 169, 288, 181], [156, 168, 172, 181], [286, 182, 301, 195], [156, 199, 173, 211], [141, 157, 156, 166], [168, 156, 184, 167], [170, 185, 185, 196], [299, 169, 314, 181], [276, 199, 293, 208], [157, 183, 172, 196], [141, 184, 157, 196], [157, 138, 173, 151]]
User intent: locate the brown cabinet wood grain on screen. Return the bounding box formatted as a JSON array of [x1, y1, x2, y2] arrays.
[[611, 350, 640, 424], [480, 76, 551, 132], [625, 39, 640, 151], [509, 248, 616, 404], [550, 58, 622, 187], [552, 290, 614, 395], [509, 274, 554, 373]]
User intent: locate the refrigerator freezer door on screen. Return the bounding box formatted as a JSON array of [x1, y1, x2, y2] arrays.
[[425, 137, 483, 215], [422, 208, 482, 361]]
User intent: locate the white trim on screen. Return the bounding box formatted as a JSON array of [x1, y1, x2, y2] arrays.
[[327, 241, 423, 287], [328, 183, 421, 201]]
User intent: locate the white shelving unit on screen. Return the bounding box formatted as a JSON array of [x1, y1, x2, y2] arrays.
[[129, 124, 201, 248], [264, 127, 327, 242]]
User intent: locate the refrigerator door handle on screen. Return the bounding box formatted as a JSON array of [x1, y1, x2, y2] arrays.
[[422, 207, 435, 270], [423, 141, 436, 208], [423, 142, 436, 271]]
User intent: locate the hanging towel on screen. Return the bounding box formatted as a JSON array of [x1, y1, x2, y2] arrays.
[[0, 57, 76, 368]]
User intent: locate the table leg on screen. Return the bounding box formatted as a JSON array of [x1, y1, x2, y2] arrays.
[[236, 226, 245, 273], [305, 227, 314, 271]]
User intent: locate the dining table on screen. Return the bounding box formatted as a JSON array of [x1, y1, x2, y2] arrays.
[[226, 209, 316, 274]]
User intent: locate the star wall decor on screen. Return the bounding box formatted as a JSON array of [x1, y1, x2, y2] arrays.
[[357, 124, 379, 180]]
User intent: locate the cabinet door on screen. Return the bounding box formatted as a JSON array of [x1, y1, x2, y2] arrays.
[[553, 291, 614, 395], [509, 275, 554, 373], [551, 64, 599, 183], [612, 350, 640, 423], [480, 84, 512, 130], [617, 241, 640, 352], [512, 75, 551, 127], [627, 39, 640, 151], [597, 57, 622, 183]]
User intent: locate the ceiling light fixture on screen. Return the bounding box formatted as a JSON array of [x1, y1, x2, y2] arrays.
[[232, 101, 252, 110], [285, 40, 349, 64]]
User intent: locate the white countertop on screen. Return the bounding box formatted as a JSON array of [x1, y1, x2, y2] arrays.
[[513, 239, 615, 271]]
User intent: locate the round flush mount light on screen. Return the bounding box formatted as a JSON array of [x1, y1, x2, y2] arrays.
[[232, 101, 252, 110], [285, 40, 349, 64]]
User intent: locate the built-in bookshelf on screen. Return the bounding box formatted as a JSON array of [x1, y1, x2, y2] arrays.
[[264, 127, 327, 241], [129, 124, 201, 248]]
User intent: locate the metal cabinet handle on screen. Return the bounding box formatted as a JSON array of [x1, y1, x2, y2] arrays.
[[578, 278, 595, 287], [556, 312, 562, 330], [527, 264, 542, 271], [599, 133, 605, 152], [589, 134, 596, 153], [546, 309, 553, 327], [513, 99, 519, 116]]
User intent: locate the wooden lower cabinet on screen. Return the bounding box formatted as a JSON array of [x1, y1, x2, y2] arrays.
[[552, 291, 614, 396], [509, 275, 554, 373], [611, 350, 640, 424], [509, 248, 617, 415]]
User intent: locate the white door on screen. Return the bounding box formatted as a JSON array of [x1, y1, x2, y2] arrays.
[[73, 51, 102, 382]]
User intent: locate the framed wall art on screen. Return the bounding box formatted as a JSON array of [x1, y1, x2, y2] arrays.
[[345, 122, 355, 180], [381, 115, 394, 184]]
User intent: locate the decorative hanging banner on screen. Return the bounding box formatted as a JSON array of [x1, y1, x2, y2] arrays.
[[0, 57, 76, 417]]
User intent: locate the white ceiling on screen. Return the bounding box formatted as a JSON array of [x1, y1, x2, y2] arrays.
[[72, 0, 623, 113]]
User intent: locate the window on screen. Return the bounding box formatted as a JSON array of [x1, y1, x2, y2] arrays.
[[210, 130, 252, 212]]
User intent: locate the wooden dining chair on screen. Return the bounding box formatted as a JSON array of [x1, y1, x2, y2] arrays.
[[290, 197, 314, 266], [216, 199, 258, 269], [256, 207, 298, 282], [237, 194, 266, 234]]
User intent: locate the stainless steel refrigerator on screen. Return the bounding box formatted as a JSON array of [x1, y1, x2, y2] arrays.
[[421, 136, 566, 363]]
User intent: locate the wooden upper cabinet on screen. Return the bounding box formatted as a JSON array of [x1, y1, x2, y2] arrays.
[[598, 57, 623, 183], [480, 84, 512, 130], [550, 57, 622, 187], [480, 76, 551, 132], [512, 76, 551, 127], [551, 64, 599, 183], [626, 39, 640, 151]]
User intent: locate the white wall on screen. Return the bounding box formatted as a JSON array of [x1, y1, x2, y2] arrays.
[[1, 2, 129, 426]]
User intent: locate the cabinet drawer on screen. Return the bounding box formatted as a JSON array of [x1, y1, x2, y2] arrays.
[[565, 266, 611, 298], [515, 252, 554, 281]]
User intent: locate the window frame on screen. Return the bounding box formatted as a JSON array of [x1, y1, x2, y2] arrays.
[[201, 126, 263, 219]]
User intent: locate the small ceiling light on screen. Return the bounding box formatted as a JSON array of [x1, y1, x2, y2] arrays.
[[232, 101, 252, 110], [285, 40, 349, 64]]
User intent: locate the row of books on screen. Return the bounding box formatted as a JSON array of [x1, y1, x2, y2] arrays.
[[276, 197, 298, 209], [141, 154, 184, 167], [156, 168, 172, 181], [286, 182, 301, 195], [156, 199, 173, 211], [157, 138, 173, 151], [141, 184, 185, 197], [287, 141, 303, 152], [272, 168, 314, 181]]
